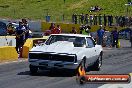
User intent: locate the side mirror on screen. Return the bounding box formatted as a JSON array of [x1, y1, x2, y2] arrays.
[[92, 40, 97, 46]]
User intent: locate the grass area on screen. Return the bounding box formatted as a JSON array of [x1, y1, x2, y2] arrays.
[[0, 0, 131, 22]]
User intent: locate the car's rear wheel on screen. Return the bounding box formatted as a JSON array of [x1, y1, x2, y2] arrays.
[[94, 55, 102, 71], [29, 64, 38, 75]]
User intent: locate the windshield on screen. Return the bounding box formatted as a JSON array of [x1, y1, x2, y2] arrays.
[[45, 35, 86, 47]]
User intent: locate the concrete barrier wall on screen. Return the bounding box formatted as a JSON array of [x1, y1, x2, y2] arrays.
[[41, 22, 81, 33], [41, 22, 124, 33], [0, 36, 16, 46], [0, 36, 48, 59], [0, 46, 18, 62], [22, 36, 49, 58], [22, 39, 33, 58]]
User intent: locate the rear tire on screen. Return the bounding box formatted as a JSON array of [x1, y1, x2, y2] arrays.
[[29, 64, 38, 75]]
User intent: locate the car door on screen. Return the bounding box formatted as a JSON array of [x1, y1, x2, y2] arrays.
[[85, 37, 98, 65]]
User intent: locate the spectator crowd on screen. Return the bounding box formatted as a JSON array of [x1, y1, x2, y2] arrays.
[[4, 17, 132, 58], [72, 14, 132, 27], [45, 22, 132, 48], [6, 19, 31, 56]]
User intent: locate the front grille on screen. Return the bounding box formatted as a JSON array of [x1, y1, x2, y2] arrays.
[[29, 53, 76, 62]]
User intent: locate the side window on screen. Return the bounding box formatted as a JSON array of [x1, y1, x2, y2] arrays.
[[86, 37, 95, 47], [73, 37, 86, 47]]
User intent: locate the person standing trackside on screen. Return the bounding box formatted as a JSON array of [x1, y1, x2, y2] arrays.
[[111, 27, 119, 48], [108, 15, 113, 26], [22, 19, 30, 41], [93, 14, 97, 25], [80, 13, 85, 24], [98, 14, 102, 25], [55, 25, 61, 34], [104, 14, 107, 26], [80, 24, 85, 34], [49, 23, 56, 34], [74, 14, 78, 24], [71, 27, 77, 34], [15, 22, 25, 53], [72, 14, 75, 23], [97, 25, 105, 45], [89, 14, 93, 26], [80, 25, 91, 35], [129, 28, 132, 48], [51, 24, 61, 34], [85, 14, 89, 25]]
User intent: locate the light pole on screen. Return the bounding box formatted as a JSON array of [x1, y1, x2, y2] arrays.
[[125, 3, 132, 16], [125, 4, 129, 16]]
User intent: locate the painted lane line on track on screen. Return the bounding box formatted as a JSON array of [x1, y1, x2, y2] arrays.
[[0, 59, 27, 65]]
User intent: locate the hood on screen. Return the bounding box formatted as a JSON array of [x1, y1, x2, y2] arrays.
[[30, 41, 85, 54]]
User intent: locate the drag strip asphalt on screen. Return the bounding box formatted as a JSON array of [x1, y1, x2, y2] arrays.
[[0, 47, 132, 88]]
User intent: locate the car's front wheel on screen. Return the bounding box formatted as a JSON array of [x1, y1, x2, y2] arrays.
[[76, 60, 86, 84], [94, 55, 102, 71], [29, 64, 38, 75], [76, 59, 86, 76]]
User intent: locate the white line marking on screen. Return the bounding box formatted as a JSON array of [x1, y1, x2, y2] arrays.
[[0, 59, 27, 65]]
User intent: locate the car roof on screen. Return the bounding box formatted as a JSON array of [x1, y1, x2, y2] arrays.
[[51, 34, 91, 37]]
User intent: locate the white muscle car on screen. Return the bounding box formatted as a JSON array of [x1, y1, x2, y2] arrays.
[[28, 34, 103, 74]]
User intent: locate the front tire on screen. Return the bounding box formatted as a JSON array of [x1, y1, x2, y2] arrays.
[[76, 59, 86, 76], [76, 60, 86, 84], [94, 55, 102, 71], [29, 64, 38, 75]]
